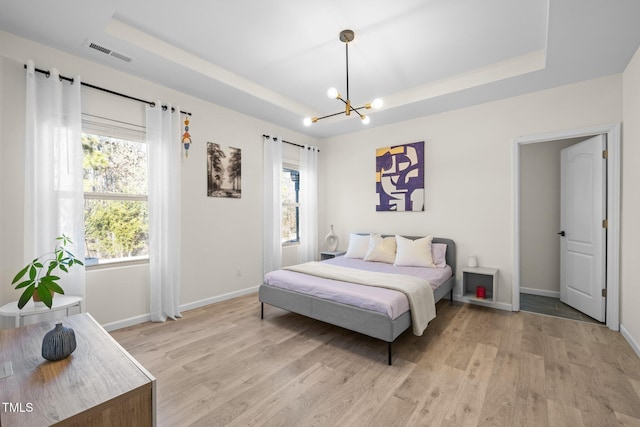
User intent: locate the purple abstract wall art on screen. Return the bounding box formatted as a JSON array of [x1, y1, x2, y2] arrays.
[[375, 141, 424, 211]]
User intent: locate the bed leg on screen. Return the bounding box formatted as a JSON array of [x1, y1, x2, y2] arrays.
[[388, 342, 392, 365], [261, 302, 264, 319]]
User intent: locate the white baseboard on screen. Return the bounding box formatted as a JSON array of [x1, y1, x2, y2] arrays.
[[620, 324, 640, 359], [102, 285, 260, 332], [453, 295, 513, 312], [520, 287, 561, 298], [103, 313, 151, 332], [179, 286, 260, 312]]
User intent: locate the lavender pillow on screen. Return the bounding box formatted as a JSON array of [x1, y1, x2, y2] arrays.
[[431, 243, 447, 268]]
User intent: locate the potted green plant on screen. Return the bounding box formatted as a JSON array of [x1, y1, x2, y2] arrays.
[[11, 235, 84, 309]]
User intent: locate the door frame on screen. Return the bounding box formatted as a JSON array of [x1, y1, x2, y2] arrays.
[[512, 123, 620, 331]]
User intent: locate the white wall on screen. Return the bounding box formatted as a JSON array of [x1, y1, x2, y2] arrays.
[[0, 55, 26, 313], [0, 57, 5, 307], [0, 31, 317, 328], [621, 46, 640, 356], [318, 75, 623, 307]]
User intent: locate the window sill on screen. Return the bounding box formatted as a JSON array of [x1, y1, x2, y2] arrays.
[[85, 257, 149, 271], [282, 241, 300, 248]]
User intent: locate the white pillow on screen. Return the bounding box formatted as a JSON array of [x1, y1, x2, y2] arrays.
[[394, 235, 435, 267], [431, 243, 447, 268], [344, 233, 370, 259], [364, 234, 397, 264]]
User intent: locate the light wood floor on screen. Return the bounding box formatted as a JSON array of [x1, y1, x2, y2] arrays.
[[110, 294, 640, 427]]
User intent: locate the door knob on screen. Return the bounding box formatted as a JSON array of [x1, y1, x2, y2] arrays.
[[557, 231, 565, 236]]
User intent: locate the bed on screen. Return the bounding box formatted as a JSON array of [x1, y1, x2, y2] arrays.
[[259, 235, 456, 364]]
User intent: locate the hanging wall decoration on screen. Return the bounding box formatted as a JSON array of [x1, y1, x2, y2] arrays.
[[182, 116, 192, 158], [207, 142, 241, 198], [375, 141, 424, 211]]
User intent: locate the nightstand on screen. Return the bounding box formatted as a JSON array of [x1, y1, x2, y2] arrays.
[[320, 251, 346, 260], [462, 266, 499, 306]]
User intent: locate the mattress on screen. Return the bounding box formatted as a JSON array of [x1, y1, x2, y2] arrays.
[[263, 256, 452, 321]]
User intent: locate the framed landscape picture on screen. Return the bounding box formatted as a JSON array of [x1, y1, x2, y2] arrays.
[[207, 142, 241, 198]]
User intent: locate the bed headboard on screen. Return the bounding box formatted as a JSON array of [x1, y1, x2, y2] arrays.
[[359, 234, 456, 275]]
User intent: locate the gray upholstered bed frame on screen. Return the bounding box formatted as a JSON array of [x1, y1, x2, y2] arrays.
[[259, 236, 456, 365]]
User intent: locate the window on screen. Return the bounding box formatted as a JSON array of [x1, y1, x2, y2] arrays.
[[82, 118, 148, 264], [281, 168, 299, 244]]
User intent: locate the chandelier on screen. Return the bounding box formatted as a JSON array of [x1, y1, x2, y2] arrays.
[[304, 29, 383, 127]]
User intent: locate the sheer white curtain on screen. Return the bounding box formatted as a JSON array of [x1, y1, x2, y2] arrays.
[[146, 103, 182, 322], [24, 60, 85, 299], [263, 135, 282, 274], [298, 145, 319, 263]]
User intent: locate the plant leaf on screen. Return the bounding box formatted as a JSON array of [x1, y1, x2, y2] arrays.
[[29, 265, 37, 280], [59, 264, 68, 273], [64, 249, 77, 259], [34, 262, 43, 268], [40, 275, 61, 283], [14, 279, 34, 289], [37, 286, 53, 308], [12, 265, 30, 284], [47, 261, 58, 275], [75, 259, 84, 266], [18, 285, 35, 309], [47, 282, 65, 295]]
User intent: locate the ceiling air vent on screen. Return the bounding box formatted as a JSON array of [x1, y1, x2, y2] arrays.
[[109, 50, 133, 63], [84, 40, 133, 63]]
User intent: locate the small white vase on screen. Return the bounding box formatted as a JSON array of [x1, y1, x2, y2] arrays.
[[467, 255, 478, 268], [325, 225, 339, 252]]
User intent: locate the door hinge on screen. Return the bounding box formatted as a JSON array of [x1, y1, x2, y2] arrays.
[[602, 288, 607, 298], [602, 219, 608, 229], [603, 150, 608, 159]]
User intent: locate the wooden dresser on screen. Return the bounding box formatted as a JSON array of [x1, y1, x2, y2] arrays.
[[0, 313, 155, 426]]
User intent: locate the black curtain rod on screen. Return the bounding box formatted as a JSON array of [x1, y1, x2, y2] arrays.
[[262, 134, 319, 152], [25, 64, 192, 116]]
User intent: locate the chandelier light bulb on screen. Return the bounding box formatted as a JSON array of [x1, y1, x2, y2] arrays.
[[303, 117, 312, 127], [327, 87, 339, 99], [371, 98, 383, 110], [361, 115, 370, 125]]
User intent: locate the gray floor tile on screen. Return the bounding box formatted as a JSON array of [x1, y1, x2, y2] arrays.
[[520, 293, 602, 324]]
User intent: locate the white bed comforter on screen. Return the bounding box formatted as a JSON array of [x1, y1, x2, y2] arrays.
[[283, 261, 436, 336]]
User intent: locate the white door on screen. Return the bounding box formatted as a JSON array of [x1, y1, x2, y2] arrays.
[[560, 135, 606, 322]]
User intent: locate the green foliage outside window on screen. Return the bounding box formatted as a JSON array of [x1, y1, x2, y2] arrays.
[[82, 133, 149, 261], [84, 199, 148, 259], [281, 168, 299, 243]]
